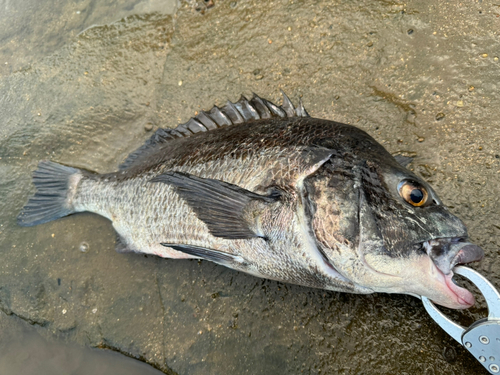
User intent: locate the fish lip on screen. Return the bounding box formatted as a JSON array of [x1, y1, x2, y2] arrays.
[[449, 243, 484, 269], [439, 267, 476, 308], [423, 237, 484, 275], [421, 237, 483, 309]]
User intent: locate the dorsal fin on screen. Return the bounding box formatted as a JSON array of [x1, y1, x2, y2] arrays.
[[119, 92, 310, 170]]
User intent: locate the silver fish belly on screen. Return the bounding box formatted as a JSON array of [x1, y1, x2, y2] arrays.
[[18, 92, 483, 309]]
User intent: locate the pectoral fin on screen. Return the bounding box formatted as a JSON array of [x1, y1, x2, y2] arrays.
[[151, 172, 278, 239]]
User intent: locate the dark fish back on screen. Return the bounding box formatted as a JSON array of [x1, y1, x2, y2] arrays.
[[119, 92, 309, 171], [118, 93, 394, 180]]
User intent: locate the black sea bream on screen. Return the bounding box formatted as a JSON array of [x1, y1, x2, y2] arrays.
[[18, 93, 483, 309]]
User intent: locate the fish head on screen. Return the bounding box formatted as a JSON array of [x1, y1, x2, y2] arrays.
[[307, 154, 483, 309]]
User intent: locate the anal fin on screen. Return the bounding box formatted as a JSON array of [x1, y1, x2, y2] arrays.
[[115, 233, 136, 253]]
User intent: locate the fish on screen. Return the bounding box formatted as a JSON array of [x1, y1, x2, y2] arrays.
[[17, 92, 484, 309]]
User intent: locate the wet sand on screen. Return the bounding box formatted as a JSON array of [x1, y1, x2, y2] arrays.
[[0, 0, 499, 374]]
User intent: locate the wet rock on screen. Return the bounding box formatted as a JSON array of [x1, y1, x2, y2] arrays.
[[0, 1, 499, 375]]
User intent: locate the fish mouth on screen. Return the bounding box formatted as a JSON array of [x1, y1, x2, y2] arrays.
[[422, 237, 484, 308]]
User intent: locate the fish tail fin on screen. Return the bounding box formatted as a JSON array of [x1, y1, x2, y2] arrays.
[[17, 161, 83, 227]]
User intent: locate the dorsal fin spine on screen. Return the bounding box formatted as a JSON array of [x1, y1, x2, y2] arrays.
[[209, 106, 232, 126], [195, 111, 217, 130], [234, 96, 261, 121], [243, 99, 260, 120], [280, 90, 296, 117], [169, 129, 184, 138], [118, 92, 310, 170], [262, 98, 286, 117], [250, 94, 272, 119], [297, 99, 310, 117], [174, 124, 192, 136], [223, 101, 245, 124], [185, 118, 206, 133]]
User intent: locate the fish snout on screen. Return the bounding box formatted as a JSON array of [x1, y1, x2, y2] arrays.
[[424, 238, 484, 275], [450, 243, 484, 269], [411, 239, 484, 309]]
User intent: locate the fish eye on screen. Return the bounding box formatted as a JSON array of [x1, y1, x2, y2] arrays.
[[398, 180, 428, 207]]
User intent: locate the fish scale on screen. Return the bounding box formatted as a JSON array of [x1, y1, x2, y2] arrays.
[[18, 92, 484, 309]]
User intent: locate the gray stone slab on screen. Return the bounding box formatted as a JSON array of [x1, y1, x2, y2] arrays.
[[1, 0, 499, 374]]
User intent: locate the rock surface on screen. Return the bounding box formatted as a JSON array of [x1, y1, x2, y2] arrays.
[[1, 1, 499, 374]]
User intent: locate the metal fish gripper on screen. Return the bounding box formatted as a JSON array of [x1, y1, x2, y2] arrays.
[[422, 266, 500, 374]]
